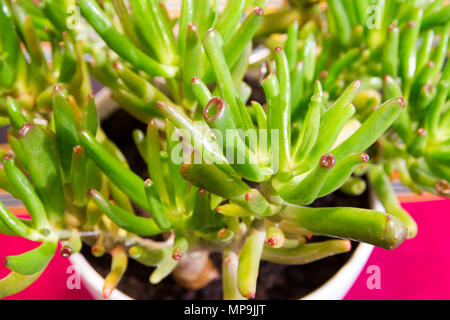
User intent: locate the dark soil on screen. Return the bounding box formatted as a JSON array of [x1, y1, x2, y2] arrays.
[[84, 108, 371, 300]]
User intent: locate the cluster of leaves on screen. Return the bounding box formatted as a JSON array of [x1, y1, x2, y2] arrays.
[[0, 0, 448, 300]]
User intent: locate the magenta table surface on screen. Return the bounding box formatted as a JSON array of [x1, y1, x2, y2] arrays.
[[1, 200, 449, 300]]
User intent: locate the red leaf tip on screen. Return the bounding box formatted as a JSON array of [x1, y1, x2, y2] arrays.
[[172, 252, 183, 261], [320, 154, 336, 168], [417, 128, 427, 136], [254, 7, 264, 15], [361, 153, 370, 163], [17, 122, 34, 138], [267, 238, 277, 247], [60, 246, 72, 258]]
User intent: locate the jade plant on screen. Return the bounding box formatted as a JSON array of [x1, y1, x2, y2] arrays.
[[0, 0, 444, 300], [77, 0, 273, 121], [263, 0, 450, 234], [0, 0, 91, 119]]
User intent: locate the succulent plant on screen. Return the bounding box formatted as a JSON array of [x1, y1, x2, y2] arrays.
[[0, 0, 91, 120], [0, 0, 447, 301], [263, 0, 450, 236]]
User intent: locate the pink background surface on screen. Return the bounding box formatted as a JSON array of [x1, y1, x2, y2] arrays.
[[1, 199, 449, 300]]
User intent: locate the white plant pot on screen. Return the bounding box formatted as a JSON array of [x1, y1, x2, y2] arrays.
[[71, 88, 379, 300], [70, 198, 380, 300]]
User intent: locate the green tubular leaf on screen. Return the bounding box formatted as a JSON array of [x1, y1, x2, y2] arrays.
[[110, 0, 141, 48], [52, 85, 80, 179], [6, 97, 28, 132], [430, 22, 450, 81], [421, 4, 450, 29], [78, 0, 177, 78], [382, 25, 399, 78], [113, 62, 160, 104], [262, 239, 351, 265], [265, 226, 285, 249], [276, 154, 336, 205], [291, 93, 322, 164], [0, 200, 41, 240], [410, 61, 436, 109], [7, 135, 27, 172], [18, 123, 65, 224], [132, 129, 148, 163], [368, 165, 417, 239], [323, 48, 360, 89], [262, 72, 280, 159], [129, 245, 165, 267], [328, 0, 352, 47], [341, 176, 367, 196], [146, 0, 178, 65], [0, 0, 20, 87], [280, 204, 408, 250], [223, 248, 245, 300], [3, 156, 49, 230], [79, 130, 150, 211], [273, 47, 291, 172], [203, 97, 268, 182], [409, 160, 448, 195], [20, 13, 47, 73], [156, 101, 233, 174], [237, 220, 265, 299], [299, 33, 316, 84], [224, 6, 264, 70], [416, 29, 434, 75], [180, 161, 269, 216], [112, 89, 161, 123], [4, 236, 57, 275], [82, 93, 98, 136], [291, 61, 305, 113], [70, 146, 89, 207], [0, 269, 44, 299], [251, 101, 267, 130], [165, 119, 188, 213], [187, 188, 223, 231], [147, 120, 170, 205], [149, 245, 179, 284], [399, 9, 423, 92], [178, 0, 194, 57], [215, 0, 246, 42], [41, 0, 72, 33], [285, 20, 298, 71], [191, 77, 213, 109], [172, 233, 189, 260], [193, 0, 215, 35], [89, 189, 161, 236], [425, 80, 449, 139], [383, 75, 411, 143], [299, 102, 355, 173], [103, 245, 128, 299], [144, 179, 172, 231], [204, 29, 244, 129], [332, 98, 406, 162], [426, 145, 450, 166], [318, 153, 370, 197], [0, 166, 20, 200], [109, 180, 134, 213], [182, 23, 204, 108], [326, 80, 361, 118], [58, 34, 77, 83]]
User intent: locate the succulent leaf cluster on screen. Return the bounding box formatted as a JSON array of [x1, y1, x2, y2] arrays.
[[0, 0, 448, 300]]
